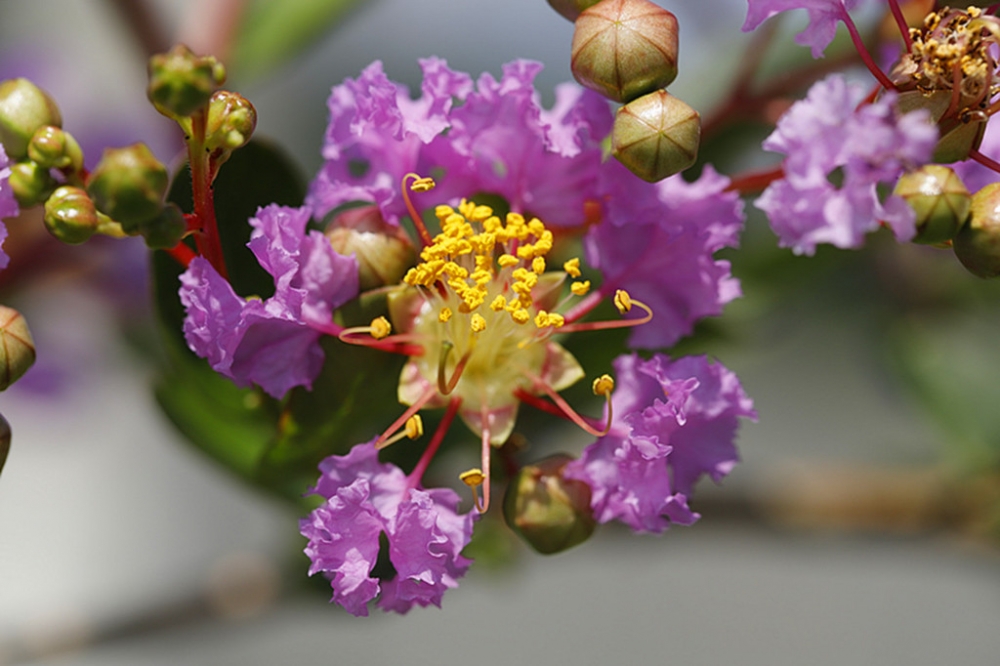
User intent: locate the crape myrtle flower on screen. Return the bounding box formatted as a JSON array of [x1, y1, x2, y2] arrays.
[[742, 0, 864, 58], [0, 144, 19, 269], [179, 204, 359, 398], [566, 353, 756, 534], [300, 439, 475, 616], [755, 74, 937, 255]]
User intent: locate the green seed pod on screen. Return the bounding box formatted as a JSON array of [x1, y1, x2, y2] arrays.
[[571, 0, 679, 104], [205, 91, 257, 156], [0, 412, 10, 478], [139, 202, 186, 249], [43, 186, 99, 244], [326, 205, 416, 290], [0, 305, 35, 391], [86, 143, 168, 232], [147, 44, 226, 119], [503, 454, 596, 555], [894, 165, 971, 245], [8, 160, 56, 208], [27, 125, 83, 172], [0, 78, 62, 160], [612, 90, 699, 182], [954, 182, 1000, 278], [547, 0, 602, 21]]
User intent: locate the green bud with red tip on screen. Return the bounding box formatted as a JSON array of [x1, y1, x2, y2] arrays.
[[503, 454, 596, 555], [205, 91, 257, 158], [8, 160, 56, 208], [0, 78, 62, 160], [547, 0, 601, 21], [86, 143, 168, 232], [43, 186, 100, 244], [894, 165, 971, 245], [147, 44, 226, 119], [954, 182, 1000, 278], [326, 205, 416, 290], [27, 125, 83, 173], [0, 305, 35, 391], [571, 0, 679, 104], [612, 90, 700, 182]]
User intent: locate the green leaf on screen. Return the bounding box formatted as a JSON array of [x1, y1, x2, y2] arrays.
[[230, 0, 370, 80]]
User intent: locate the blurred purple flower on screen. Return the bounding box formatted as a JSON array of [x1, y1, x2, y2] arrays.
[[755, 75, 936, 255], [742, 0, 863, 58], [300, 439, 476, 616], [0, 144, 18, 269]]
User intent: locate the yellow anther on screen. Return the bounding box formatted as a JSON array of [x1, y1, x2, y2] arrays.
[[471, 269, 492, 285], [460, 468, 485, 487], [531, 256, 546, 274], [443, 262, 469, 279], [592, 374, 615, 396], [511, 309, 531, 325], [506, 212, 525, 227], [471, 313, 486, 333], [516, 244, 535, 259], [490, 295, 507, 312], [410, 176, 436, 192], [534, 310, 551, 328], [439, 307, 453, 323], [571, 280, 591, 296], [498, 254, 519, 268], [527, 218, 545, 237], [404, 415, 424, 439], [434, 204, 455, 220], [471, 205, 493, 221], [547, 313, 565, 328], [370, 316, 392, 340], [564, 258, 581, 278], [614, 289, 632, 313]]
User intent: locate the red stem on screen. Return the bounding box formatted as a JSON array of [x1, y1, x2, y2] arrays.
[[165, 242, 197, 268], [726, 165, 785, 195], [970, 149, 1000, 174], [189, 110, 228, 279], [841, 9, 897, 91], [886, 0, 913, 50]]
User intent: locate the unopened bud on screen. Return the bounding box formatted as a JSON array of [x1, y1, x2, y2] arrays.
[[547, 0, 601, 21], [147, 44, 226, 119], [86, 143, 168, 232], [9, 160, 56, 208], [0, 305, 35, 391], [612, 90, 699, 182], [954, 182, 1000, 278], [325, 205, 416, 290], [894, 165, 970, 245], [205, 91, 256, 156], [571, 0, 679, 103], [0, 78, 61, 160], [139, 202, 186, 249], [503, 454, 596, 555], [27, 125, 83, 172], [44, 186, 99, 244]]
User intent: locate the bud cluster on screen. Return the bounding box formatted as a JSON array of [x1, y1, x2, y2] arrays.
[[549, 0, 700, 181]]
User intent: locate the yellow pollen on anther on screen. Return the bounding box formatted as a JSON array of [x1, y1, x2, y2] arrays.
[[592, 374, 615, 396], [511, 309, 530, 325], [571, 280, 591, 296], [531, 256, 546, 274], [405, 415, 424, 439], [370, 316, 392, 339], [498, 254, 519, 268], [490, 295, 507, 312], [564, 258, 581, 278], [439, 307, 453, 323], [471, 313, 486, 332], [410, 176, 436, 192], [614, 290, 632, 313], [460, 468, 485, 487]]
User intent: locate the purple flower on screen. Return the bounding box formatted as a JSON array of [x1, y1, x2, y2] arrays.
[[585, 163, 744, 348], [566, 354, 756, 534], [0, 144, 19, 270], [307, 58, 612, 230], [755, 75, 937, 255], [179, 204, 359, 398], [742, 0, 863, 58], [300, 440, 476, 616]]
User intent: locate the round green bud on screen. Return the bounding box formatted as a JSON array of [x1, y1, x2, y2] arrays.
[[27, 125, 83, 172], [8, 160, 56, 208], [0, 78, 62, 160], [612, 90, 699, 182], [86, 143, 168, 232], [954, 182, 1000, 278], [894, 165, 971, 245], [43, 186, 99, 244], [571, 0, 679, 104], [0, 305, 36, 391], [139, 202, 186, 249], [205, 91, 257, 155], [147, 44, 226, 119], [0, 411, 10, 477], [547, 0, 601, 21], [502, 454, 596, 555], [325, 205, 416, 290]]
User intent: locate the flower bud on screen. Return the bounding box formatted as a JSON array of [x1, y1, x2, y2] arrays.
[[43, 186, 99, 244], [147, 44, 226, 119], [612, 90, 699, 182], [325, 205, 416, 290], [0, 305, 35, 391], [0, 412, 10, 477], [139, 202, 186, 249], [503, 454, 596, 555], [0, 78, 61, 160], [547, 0, 602, 21], [205, 91, 256, 155], [86, 143, 168, 232], [27, 125, 83, 172], [894, 165, 970, 245], [954, 182, 1000, 278], [8, 160, 56, 208], [571, 0, 679, 103]]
